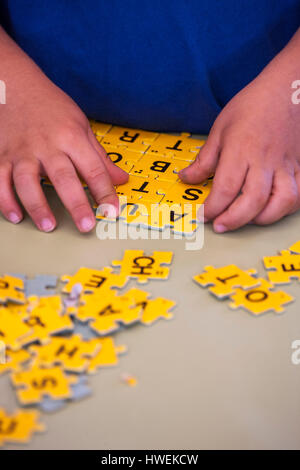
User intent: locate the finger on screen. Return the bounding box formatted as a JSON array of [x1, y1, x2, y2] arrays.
[[45, 154, 95, 232], [179, 134, 220, 184], [213, 166, 273, 232], [88, 127, 129, 185], [203, 148, 248, 221], [254, 169, 298, 224], [13, 158, 56, 232], [0, 161, 23, 224]]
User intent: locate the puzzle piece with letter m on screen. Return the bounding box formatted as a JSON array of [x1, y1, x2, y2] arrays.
[[112, 250, 173, 283]]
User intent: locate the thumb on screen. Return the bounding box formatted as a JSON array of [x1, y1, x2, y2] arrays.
[[179, 135, 219, 184]]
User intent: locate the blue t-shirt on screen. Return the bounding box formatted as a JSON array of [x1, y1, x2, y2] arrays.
[[1, 1, 299, 133]]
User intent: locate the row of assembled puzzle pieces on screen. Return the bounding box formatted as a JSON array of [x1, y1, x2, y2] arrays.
[[43, 120, 211, 235], [0, 249, 175, 447], [193, 240, 300, 315]]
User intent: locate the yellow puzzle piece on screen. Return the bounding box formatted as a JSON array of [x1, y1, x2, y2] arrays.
[[29, 335, 101, 373], [87, 337, 127, 374], [263, 250, 300, 284], [0, 408, 45, 446], [89, 120, 112, 137], [289, 240, 300, 254], [11, 365, 78, 405], [193, 264, 259, 298], [229, 278, 294, 315], [146, 134, 203, 159], [0, 275, 25, 304], [61, 266, 128, 294], [112, 249, 173, 283], [100, 125, 159, 153], [138, 297, 176, 325], [0, 348, 32, 375], [0, 307, 33, 351]]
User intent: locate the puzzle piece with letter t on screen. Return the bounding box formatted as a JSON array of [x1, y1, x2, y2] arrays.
[[116, 175, 171, 203], [193, 264, 259, 298], [0, 275, 25, 304], [146, 134, 204, 159], [229, 278, 294, 315], [11, 365, 78, 405], [61, 266, 128, 294], [263, 250, 300, 284], [112, 249, 173, 283], [0, 408, 45, 447]]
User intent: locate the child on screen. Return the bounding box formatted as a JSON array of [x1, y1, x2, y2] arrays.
[[0, 1, 299, 234]]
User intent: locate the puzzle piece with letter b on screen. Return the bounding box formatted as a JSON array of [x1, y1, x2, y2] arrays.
[[0, 408, 45, 447]]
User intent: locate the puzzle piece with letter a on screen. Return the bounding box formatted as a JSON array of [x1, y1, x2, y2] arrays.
[[263, 250, 300, 284], [0, 408, 45, 447], [11, 365, 78, 405], [193, 264, 259, 298], [29, 335, 101, 373], [61, 267, 128, 294], [112, 249, 173, 283], [229, 278, 294, 315], [0, 275, 25, 304]]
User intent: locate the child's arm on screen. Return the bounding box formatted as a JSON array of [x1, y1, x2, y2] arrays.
[[180, 28, 300, 233], [0, 26, 127, 232]]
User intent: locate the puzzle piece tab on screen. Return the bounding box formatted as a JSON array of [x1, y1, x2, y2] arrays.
[[138, 297, 176, 325], [112, 250, 173, 283], [229, 279, 294, 315], [100, 126, 158, 153], [194, 265, 259, 298], [263, 250, 300, 284], [0, 409, 45, 446], [0, 275, 25, 304], [61, 267, 128, 294]]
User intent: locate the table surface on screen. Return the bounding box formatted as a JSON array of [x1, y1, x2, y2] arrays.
[[1, 167, 300, 450]]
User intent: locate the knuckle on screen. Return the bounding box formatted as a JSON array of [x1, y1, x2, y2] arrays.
[[51, 167, 75, 187], [220, 181, 236, 198], [56, 123, 84, 148], [86, 166, 106, 184], [70, 200, 90, 215], [27, 201, 46, 218]]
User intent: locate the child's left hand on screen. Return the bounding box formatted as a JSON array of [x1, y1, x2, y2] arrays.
[[179, 38, 300, 233]]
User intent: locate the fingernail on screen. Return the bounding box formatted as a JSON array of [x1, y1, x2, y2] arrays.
[[80, 216, 95, 232], [105, 204, 118, 218], [214, 223, 227, 233], [40, 218, 55, 232], [9, 212, 21, 224]]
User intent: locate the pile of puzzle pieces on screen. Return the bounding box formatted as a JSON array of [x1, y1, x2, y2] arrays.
[[0, 250, 175, 447], [43, 121, 211, 235], [193, 240, 300, 315]]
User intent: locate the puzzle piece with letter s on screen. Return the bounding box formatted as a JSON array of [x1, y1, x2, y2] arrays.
[[11, 365, 78, 405], [193, 264, 259, 298], [0, 408, 45, 447], [61, 267, 128, 294], [263, 250, 300, 284], [0, 275, 25, 304], [229, 278, 294, 315], [112, 250, 173, 283]]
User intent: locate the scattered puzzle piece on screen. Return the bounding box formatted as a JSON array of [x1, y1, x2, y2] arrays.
[[0, 275, 25, 304], [229, 278, 294, 315], [0, 408, 45, 446], [121, 373, 138, 387], [289, 240, 300, 254], [39, 375, 91, 413], [61, 267, 128, 295], [0, 307, 32, 351], [0, 349, 32, 375], [139, 297, 176, 325], [112, 250, 173, 283], [87, 338, 127, 374], [263, 250, 300, 284], [193, 265, 259, 298]]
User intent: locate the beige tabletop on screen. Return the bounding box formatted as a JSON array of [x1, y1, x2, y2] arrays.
[[1, 182, 300, 450]]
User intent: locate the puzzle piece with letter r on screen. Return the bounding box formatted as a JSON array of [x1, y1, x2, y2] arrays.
[[263, 250, 300, 284], [100, 126, 159, 154], [0, 275, 25, 304], [0, 408, 45, 447], [11, 365, 78, 405], [61, 267, 128, 295], [112, 249, 173, 283], [193, 264, 259, 298], [229, 278, 294, 315]]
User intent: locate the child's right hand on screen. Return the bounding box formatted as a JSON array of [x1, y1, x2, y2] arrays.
[[0, 28, 128, 233]]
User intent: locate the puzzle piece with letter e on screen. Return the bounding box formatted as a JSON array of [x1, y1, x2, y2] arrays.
[[0, 275, 25, 304], [229, 278, 294, 315], [61, 266, 128, 295], [193, 264, 259, 298], [112, 249, 173, 283], [0, 408, 45, 447], [11, 365, 78, 405], [29, 335, 101, 373], [263, 250, 300, 284], [87, 337, 127, 374]]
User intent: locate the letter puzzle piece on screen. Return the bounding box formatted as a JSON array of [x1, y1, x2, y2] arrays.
[[0, 408, 45, 446], [138, 297, 176, 325], [0, 348, 32, 375], [193, 265, 259, 298], [146, 134, 204, 160], [21, 296, 73, 346], [87, 337, 127, 374], [112, 250, 173, 283], [162, 180, 212, 207], [289, 240, 300, 254], [61, 267, 128, 295], [229, 279, 294, 315], [263, 250, 300, 284], [11, 365, 78, 405], [105, 146, 143, 173], [39, 375, 91, 413], [89, 120, 112, 138], [100, 126, 159, 154], [0, 307, 33, 351], [0, 275, 25, 304], [115, 175, 172, 204], [128, 154, 188, 183], [29, 335, 100, 373]]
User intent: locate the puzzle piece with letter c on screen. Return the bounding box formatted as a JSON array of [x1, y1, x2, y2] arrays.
[[11, 365, 78, 405], [193, 264, 259, 298], [0, 275, 25, 304], [0, 408, 45, 447], [263, 250, 300, 284], [112, 249, 173, 283], [61, 267, 128, 295], [229, 278, 294, 315]]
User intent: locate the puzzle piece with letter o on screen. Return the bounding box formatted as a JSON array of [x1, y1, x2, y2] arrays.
[[0, 408, 45, 446], [112, 249, 173, 283], [193, 264, 259, 298], [263, 250, 300, 284], [61, 267, 128, 294]]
